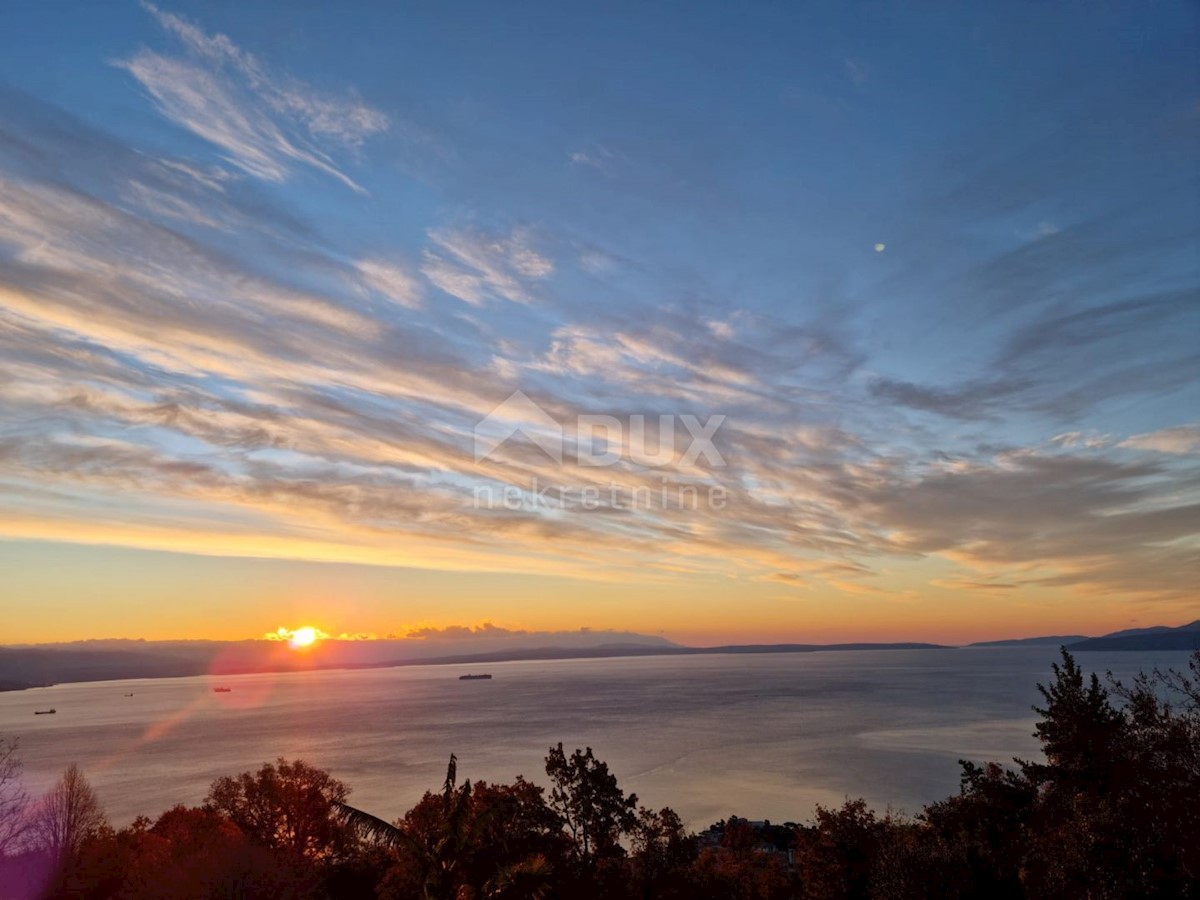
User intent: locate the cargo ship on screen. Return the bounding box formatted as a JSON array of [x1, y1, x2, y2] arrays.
[[458, 674, 492, 680]]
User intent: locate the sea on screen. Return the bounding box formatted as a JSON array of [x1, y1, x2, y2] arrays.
[[0, 647, 1191, 830]]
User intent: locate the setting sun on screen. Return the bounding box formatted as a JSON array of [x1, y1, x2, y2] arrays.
[[288, 627, 319, 649], [262, 625, 329, 647]]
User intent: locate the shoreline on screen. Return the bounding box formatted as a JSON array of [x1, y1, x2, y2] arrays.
[[0, 641, 953, 692]]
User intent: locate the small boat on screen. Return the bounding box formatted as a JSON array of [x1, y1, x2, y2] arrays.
[[458, 673, 492, 680], [34, 709, 56, 715], [124, 693, 134, 697], [212, 687, 233, 693]]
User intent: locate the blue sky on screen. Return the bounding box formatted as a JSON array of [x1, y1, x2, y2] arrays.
[[0, 1, 1196, 643]]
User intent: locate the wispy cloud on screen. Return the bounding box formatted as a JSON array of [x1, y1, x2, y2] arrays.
[[421, 225, 554, 305], [568, 146, 620, 176], [117, 3, 388, 192], [1120, 424, 1200, 455], [406, 622, 528, 640], [353, 258, 423, 309], [1051, 432, 1111, 450], [867, 375, 1027, 421], [0, 26, 1197, 627]]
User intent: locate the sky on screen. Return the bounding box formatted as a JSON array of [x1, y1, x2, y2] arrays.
[[0, 1, 1197, 645]]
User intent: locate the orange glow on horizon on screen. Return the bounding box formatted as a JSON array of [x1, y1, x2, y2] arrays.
[[6, 541, 1196, 648], [263, 625, 329, 648], [288, 626, 319, 648]]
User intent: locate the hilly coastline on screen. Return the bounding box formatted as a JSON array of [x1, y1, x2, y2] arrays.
[[0, 635, 947, 691], [969, 619, 1200, 652]]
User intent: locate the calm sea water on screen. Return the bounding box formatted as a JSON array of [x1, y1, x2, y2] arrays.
[[0, 648, 1190, 829]]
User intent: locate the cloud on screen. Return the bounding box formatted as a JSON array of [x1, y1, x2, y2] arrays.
[[868, 376, 1026, 420], [858, 450, 1200, 601], [577, 247, 618, 274], [264, 625, 331, 642], [1051, 432, 1111, 450], [930, 578, 1019, 591], [706, 319, 735, 340], [421, 225, 554, 305], [144, 4, 386, 147], [998, 290, 1198, 371], [1120, 424, 1200, 455], [117, 4, 387, 191], [405, 622, 528, 640], [0, 50, 1196, 620], [568, 147, 619, 176], [759, 560, 874, 588], [1019, 221, 1060, 240], [867, 285, 1199, 422], [533, 326, 744, 410], [353, 258, 423, 309], [0, 176, 381, 351]]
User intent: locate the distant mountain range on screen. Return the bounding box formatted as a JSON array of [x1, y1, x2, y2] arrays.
[[0, 630, 673, 692], [0, 634, 947, 692], [4, 619, 1197, 692], [970, 619, 1200, 652], [969, 635, 1089, 648], [1066, 620, 1200, 652]]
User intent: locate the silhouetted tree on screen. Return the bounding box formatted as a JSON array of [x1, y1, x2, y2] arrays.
[[205, 757, 356, 862], [794, 799, 892, 900], [1107, 653, 1200, 885], [545, 744, 639, 861], [1012, 648, 1200, 897], [340, 754, 563, 900], [33, 764, 108, 863], [693, 817, 792, 900], [1025, 648, 1125, 794], [0, 735, 30, 856], [630, 805, 696, 898], [915, 761, 1037, 897], [48, 804, 315, 899]]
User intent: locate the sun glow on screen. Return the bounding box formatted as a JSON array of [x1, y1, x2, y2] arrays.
[[264, 625, 328, 647], [289, 626, 319, 648]]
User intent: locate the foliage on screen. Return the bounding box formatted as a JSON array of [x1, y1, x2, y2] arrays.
[[793, 800, 896, 899], [692, 817, 794, 900], [204, 756, 356, 862], [0, 735, 31, 856], [33, 763, 109, 862], [340, 754, 567, 900], [544, 743, 639, 861], [630, 805, 697, 898]]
